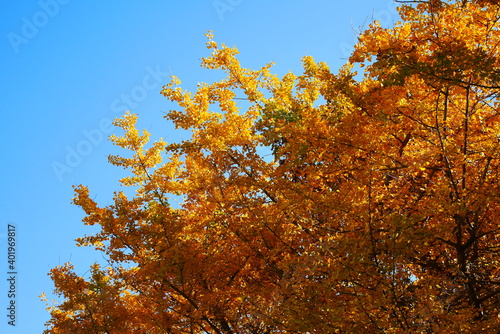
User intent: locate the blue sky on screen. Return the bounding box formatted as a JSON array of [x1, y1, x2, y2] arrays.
[[0, 0, 398, 332]]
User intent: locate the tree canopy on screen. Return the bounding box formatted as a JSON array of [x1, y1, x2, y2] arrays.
[[44, 1, 500, 332]]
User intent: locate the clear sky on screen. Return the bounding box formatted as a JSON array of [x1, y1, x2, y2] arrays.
[[0, 0, 398, 332]]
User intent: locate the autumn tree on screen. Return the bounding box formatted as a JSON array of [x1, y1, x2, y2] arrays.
[[44, 0, 500, 332]]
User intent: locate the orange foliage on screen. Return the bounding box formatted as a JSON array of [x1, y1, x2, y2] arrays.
[[45, 1, 500, 332]]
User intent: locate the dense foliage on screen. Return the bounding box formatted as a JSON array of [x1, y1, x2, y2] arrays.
[[45, 1, 500, 332]]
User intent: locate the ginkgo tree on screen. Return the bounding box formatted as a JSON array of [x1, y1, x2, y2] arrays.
[[44, 0, 500, 333]]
